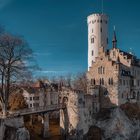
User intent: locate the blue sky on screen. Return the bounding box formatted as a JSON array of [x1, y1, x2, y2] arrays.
[[0, 0, 140, 77]]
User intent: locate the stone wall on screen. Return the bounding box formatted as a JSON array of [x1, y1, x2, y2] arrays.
[[60, 88, 94, 139], [0, 117, 30, 140]]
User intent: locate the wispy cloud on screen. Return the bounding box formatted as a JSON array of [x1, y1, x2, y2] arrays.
[[0, 0, 13, 9], [36, 70, 67, 74]]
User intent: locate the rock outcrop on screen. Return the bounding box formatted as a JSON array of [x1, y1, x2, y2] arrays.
[[84, 105, 140, 140], [0, 117, 30, 140]]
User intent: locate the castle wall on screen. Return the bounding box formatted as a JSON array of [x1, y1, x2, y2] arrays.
[[87, 45, 140, 109], [87, 48, 119, 108], [59, 89, 94, 139]]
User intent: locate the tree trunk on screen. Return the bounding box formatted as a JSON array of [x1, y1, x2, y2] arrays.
[[2, 102, 7, 117]]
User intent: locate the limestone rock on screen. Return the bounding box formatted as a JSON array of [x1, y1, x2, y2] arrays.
[[94, 107, 140, 140], [16, 127, 30, 140], [1, 117, 30, 140]]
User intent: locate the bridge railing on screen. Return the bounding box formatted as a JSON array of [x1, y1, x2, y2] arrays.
[[10, 103, 65, 116]]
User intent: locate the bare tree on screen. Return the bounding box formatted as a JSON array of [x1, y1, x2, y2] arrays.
[[73, 72, 88, 93], [0, 32, 36, 116]]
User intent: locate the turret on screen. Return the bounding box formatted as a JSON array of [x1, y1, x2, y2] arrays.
[[87, 13, 108, 70]]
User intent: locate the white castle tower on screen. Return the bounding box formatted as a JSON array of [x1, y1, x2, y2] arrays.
[[87, 13, 108, 70]]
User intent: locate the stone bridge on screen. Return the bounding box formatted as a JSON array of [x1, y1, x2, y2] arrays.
[[9, 103, 65, 117], [0, 103, 66, 139]]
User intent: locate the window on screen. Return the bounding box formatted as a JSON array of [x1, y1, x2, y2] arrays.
[[102, 78, 104, 85], [91, 79, 95, 85], [92, 60, 94, 64], [30, 97, 32, 101], [137, 92, 139, 100], [92, 29, 94, 33], [93, 79, 96, 85], [100, 28, 102, 32], [104, 91, 108, 96], [100, 66, 102, 74], [91, 37, 94, 43], [133, 92, 136, 99], [108, 78, 113, 85], [30, 104, 32, 107], [92, 50, 94, 56]]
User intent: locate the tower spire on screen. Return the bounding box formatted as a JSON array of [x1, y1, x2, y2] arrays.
[[112, 26, 117, 48]]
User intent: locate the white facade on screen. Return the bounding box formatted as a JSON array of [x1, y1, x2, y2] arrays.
[[22, 88, 45, 108], [87, 13, 108, 70]]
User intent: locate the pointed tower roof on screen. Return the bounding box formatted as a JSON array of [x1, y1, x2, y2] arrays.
[[112, 26, 117, 48]]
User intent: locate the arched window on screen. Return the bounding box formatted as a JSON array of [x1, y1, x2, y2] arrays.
[[102, 78, 104, 85], [100, 66, 102, 74], [94, 79, 96, 85], [91, 37, 94, 43], [91, 79, 96, 85]]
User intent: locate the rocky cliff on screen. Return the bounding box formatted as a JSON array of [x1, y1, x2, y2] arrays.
[[84, 103, 140, 140], [0, 117, 30, 140]]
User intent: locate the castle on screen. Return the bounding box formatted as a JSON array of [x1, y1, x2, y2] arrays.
[[87, 13, 140, 111]]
